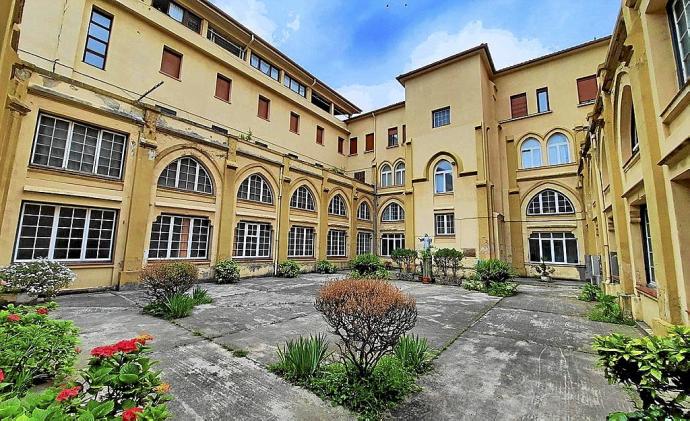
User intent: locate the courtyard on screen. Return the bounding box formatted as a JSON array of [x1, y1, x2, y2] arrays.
[[54, 275, 641, 420]]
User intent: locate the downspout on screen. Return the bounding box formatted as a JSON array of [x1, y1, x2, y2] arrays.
[[243, 34, 255, 60], [371, 112, 378, 255], [274, 164, 285, 275]]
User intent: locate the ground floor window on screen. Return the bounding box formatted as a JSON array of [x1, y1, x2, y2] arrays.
[[528, 232, 577, 264], [356, 231, 373, 255], [327, 230, 346, 257], [640, 205, 656, 287], [149, 215, 210, 259], [381, 233, 405, 256], [435, 213, 455, 235], [233, 221, 272, 258], [288, 226, 315, 257], [15, 202, 117, 261]]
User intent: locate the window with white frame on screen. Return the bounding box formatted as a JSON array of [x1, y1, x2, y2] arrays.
[[527, 190, 575, 215], [670, 0, 690, 84], [357, 202, 371, 220], [357, 231, 373, 255], [238, 174, 273, 204], [434, 160, 454, 193], [327, 229, 346, 257], [250, 53, 279, 80], [382, 203, 404, 222], [394, 162, 405, 186], [157, 156, 213, 194], [284, 73, 306, 97], [381, 233, 405, 256], [435, 213, 455, 235], [432, 106, 450, 128], [31, 114, 127, 179], [148, 215, 210, 260], [288, 226, 314, 257], [14, 202, 116, 261], [546, 133, 570, 165], [521, 138, 542, 168], [328, 195, 347, 216], [290, 185, 315, 211], [380, 164, 393, 187], [233, 221, 272, 258], [528, 232, 578, 264]]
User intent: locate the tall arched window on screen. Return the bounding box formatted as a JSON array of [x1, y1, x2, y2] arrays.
[[382, 202, 404, 221], [434, 160, 453, 193], [380, 164, 393, 187], [158, 156, 214, 194], [546, 133, 570, 165], [238, 174, 273, 204], [290, 185, 315, 211], [328, 194, 347, 216], [394, 162, 405, 186], [521, 138, 542, 168], [527, 189, 575, 215], [357, 202, 371, 220]]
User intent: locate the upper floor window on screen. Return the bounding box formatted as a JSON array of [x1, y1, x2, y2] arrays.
[[576, 75, 598, 104], [238, 174, 273, 204], [631, 105, 639, 153], [388, 127, 399, 147], [357, 202, 371, 220], [215, 74, 232, 102], [284, 73, 306, 97], [640, 204, 656, 287], [258, 96, 270, 120], [394, 162, 405, 186], [536, 88, 550, 113], [31, 114, 127, 179], [349, 137, 358, 155], [432, 107, 451, 128], [510, 93, 528, 118], [670, 0, 690, 84], [382, 202, 404, 222], [435, 213, 455, 235], [521, 138, 542, 169], [152, 0, 201, 33], [83, 8, 112, 70], [160, 47, 182, 79], [207, 26, 244, 58], [316, 126, 324, 145], [290, 185, 315, 211], [365, 133, 374, 152], [149, 214, 210, 260], [434, 160, 453, 193], [311, 92, 332, 113], [290, 112, 300, 134], [380, 164, 393, 187], [546, 133, 570, 165], [338, 137, 345, 154], [328, 194, 347, 216], [250, 53, 279, 80], [354, 171, 365, 183], [158, 156, 213, 194], [527, 189, 575, 215]]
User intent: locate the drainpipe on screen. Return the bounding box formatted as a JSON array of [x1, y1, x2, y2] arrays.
[[274, 164, 285, 275], [371, 112, 378, 255]]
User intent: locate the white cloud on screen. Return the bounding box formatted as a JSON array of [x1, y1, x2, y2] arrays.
[[287, 14, 301, 32], [210, 0, 300, 45], [336, 80, 405, 114]]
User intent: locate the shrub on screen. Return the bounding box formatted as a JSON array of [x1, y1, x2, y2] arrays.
[[349, 253, 384, 276], [350, 267, 390, 280], [315, 279, 417, 377], [278, 260, 301, 278], [190, 287, 212, 305], [433, 248, 464, 278], [140, 262, 197, 303], [589, 294, 634, 325], [578, 282, 601, 302], [0, 259, 75, 298], [213, 259, 240, 284], [474, 259, 515, 288], [593, 326, 690, 419], [487, 281, 519, 297], [315, 260, 337, 274], [161, 294, 196, 319], [462, 278, 485, 292], [391, 249, 418, 272], [270, 334, 331, 383], [394, 335, 433, 374]]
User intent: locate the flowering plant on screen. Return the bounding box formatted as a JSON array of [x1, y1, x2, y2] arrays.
[[0, 259, 75, 298]]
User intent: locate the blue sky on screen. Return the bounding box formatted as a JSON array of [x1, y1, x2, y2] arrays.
[[210, 0, 620, 112]]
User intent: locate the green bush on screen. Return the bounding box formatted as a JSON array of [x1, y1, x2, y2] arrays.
[[190, 287, 213, 305], [213, 259, 240, 284], [588, 294, 634, 325], [394, 335, 433, 374], [278, 260, 301, 278], [487, 281, 519, 297], [315, 260, 337, 274], [433, 248, 464, 278], [349, 253, 384, 276], [0, 259, 75, 298], [462, 278, 485, 292], [270, 334, 331, 383], [350, 267, 390, 280], [144, 293, 196, 320], [140, 262, 198, 303], [593, 326, 690, 419], [578, 283, 601, 302], [474, 259, 515, 287], [391, 249, 418, 272]]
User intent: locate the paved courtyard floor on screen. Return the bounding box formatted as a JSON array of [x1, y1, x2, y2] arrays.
[[55, 274, 641, 420]]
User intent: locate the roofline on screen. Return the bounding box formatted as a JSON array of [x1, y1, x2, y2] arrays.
[[396, 44, 496, 85], [198, 0, 362, 114], [345, 101, 406, 122]]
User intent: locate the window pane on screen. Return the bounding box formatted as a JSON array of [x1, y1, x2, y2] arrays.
[[15, 204, 55, 260]]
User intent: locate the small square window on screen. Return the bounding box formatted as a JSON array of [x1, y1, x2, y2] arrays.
[[432, 107, 450, 128], [160, 47, 182, 79]]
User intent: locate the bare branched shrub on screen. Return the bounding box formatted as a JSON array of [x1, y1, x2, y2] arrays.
[[140, 262, 198, 303], [315, 279, 417, 377]]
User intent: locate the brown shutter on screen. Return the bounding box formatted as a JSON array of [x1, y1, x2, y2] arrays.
[[215, 75, 231, 101], [402, 124, 406, 143], [338, 137, 344, 154], [577, 75, 598, 104], [510, 93, 528, 118], [354, 171, 365, 183], [258, 96, 270, 119], [160, 48, 182, 79], [290, 112, 299, 133], [349, 137, 358, 155], [316, 126, 324, 144], [365, 133, 374, 152]]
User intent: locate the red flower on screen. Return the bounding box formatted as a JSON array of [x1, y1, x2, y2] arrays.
[[56, 386, 81, 402], [115, 339, 139, 353], [90, 345, 118, 358], [122, 407, 142, 421], [36, 307, 49, 315], [0, 369, 5, 382], [6, 314, 20, 322]]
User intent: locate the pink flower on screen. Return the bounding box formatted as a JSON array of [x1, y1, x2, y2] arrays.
[[0, 369, 5, 382], [6, 314, 20, 322]]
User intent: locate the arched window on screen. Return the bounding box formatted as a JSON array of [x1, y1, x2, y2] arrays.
[[434, 160, 453, 193], [547, 133, 570, 165], [158, 156, 214, 194], [380, 164, 393, 187], [238, 174, 273, 204], [290, 185, 315, 211], [357, 202, 371, 220], [521, 138, 542, 169], [328, 194, 347, 216], [527, 189, 575, 215], [382, 202, 404, 222], [394, 162, 405, 186]]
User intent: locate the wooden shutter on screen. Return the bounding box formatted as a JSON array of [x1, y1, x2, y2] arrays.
[[577, 75, 598, 104], [160, 48, 182, 79], [316, 126, 324, 144], [258, 96, 270, 119], [365, 133, 374, 152], [215, 75, 231, 101], [349, 137, 358, 155], [338, 137, 344, 154], [510, 93, 528, 118], [290, 112, 299, 133]]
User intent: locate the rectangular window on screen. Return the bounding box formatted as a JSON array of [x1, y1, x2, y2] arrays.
[[207, 26, 244, 58], [160, 47, 182, 79], [258, 96, 270, 120], [381, 233, 405, 257], [31, 113, 127, 179], [528, 232, 578, 264], [152, 0, 201, 33], [432, 107, 451, 128], [327, 230, 346, 257], [387, 127, 398, 147], [349, 137, 358, 155], [215, 74, 232, 102], [284, 73, 306, 97], [510, 93, 528, 118], [316, 126, 324, 145], [288, 226, 314, 257], [290, 112, 300, 133], [250, 53, 279, 80], [148, 214, 210, 260], [435, 213, 455, 236], [536, 88, 549, 113], [640, 205, 656, 287], [354, 171, 365, 183], [337, 137, 344, 154], [233, 221, 272, 258], [365, 133, 375, 152], [669, 0, 690, 84], [83, 8, 112, 70], [15, 202, 116, 262], [311, 92, 332, 113], [576, 75, 598, 104], [631, 106, 639, 153], [357, 231, 373, 255]]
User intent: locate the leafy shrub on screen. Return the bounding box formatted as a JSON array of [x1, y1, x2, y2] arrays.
[[487, 282, 519, 297], [315, 279, 417, 377], [213, 259, 240, 284], [190, 287, 212, 305], [161, 294, 196, 319], [315, 260, 337, 274], [391, 249, 418, 272], [350, 267, 390, 280], [593, 326, 690, 419], [589, 294, 634, 325], [474, 259, 515, 288], [394, 335, 433, 373], [433, 248, 464, 278], [462, 278, 485, 292], [349, 253, 384, 277], [578, 283, 601, 302], [270, 334, 331, 383], [140, 262, 197, 303], [0, 259, 75, 298], [278, 260, 301, 278]]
